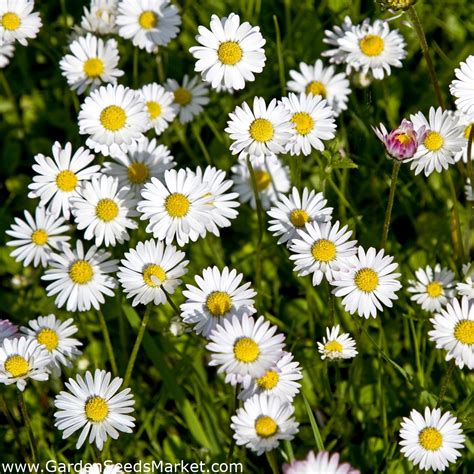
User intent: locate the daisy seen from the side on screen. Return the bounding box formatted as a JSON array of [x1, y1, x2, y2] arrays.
[[80, 0, 118, 35], [317, 325, 358, 361]]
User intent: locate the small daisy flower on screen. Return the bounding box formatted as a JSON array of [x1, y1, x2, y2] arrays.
[[407, 264, 456, 313], [450, 55, 474, 116], [206, 314, 285, 388], [0, 337, 50, 391], [226, 96, 292, 156], [116, 0, 181, 53], [180, 266, 256, 338], [78, 83, 148, 157], [71, 175, 138, 247], [453, 111, 474, 164], [0, 320, 18, 344], [0, 40, 14, 68], [0, 0, 42, 46], [21, 314, 82, 376], [399, 407, 465, 472], [231, 393, 299, 456], [408, 107, 465, 176], [60, 34, 124, 95], [189, 13, 266, 91], [287, 59, 351, 116], [6, 207, 70, 268], [283, 451, 360, 474], [28, 142, 100, 220], [165, 75, 210, 124], [290, 220, 357, 286], [54, 369, 135, 450], [80, 0, 118, 35], [42, 240, 118, 312], [239, 352, 302, 403], [317, 325, 358, 361], [139, 83, 177, 135], [331, 246, 402, 319], [231, 154, 290, 210], [428, 296, 474, 370], [117, 239, 188, 307], [456, 263, 474, 299]]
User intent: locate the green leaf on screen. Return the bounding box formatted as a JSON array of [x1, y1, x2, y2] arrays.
[[302, 393, 325, 451]]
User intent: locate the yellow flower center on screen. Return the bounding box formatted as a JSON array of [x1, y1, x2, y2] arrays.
[[233, 337, 260, 363], [249, 118, 274, 142], [354, 268, 379, 292], [418, 427, 443, 451], [359, 34, 385, 56], [1, 12, 21, 31], [143, 264, 167, 287], [253, 170, 271, 192], [31, 229, 48, 246], [255, 416, 278, 438], [426, 281, 443, 298], [305, 81, 327, 98], [37, 328, 59, 352], [165, 193, 190, 217], [4, 355, 29, 378], [311, 239, 337, 263], [100, 105, 127, 132], [95, 198, 119, 222], [138, 10, 157, 29], [146, 100, 162, 120], [256, 370, 279, 390], [325, 340, 343, 353], [395, 133, 411, 145], [464, 124, 473, 139], [454, 320, 474, 345], [217, 41, 243, 65], [290, 209, 310, 228], [69, 260, 94, 285], [291, 112, 314, 136], [83, 58, 104, 78], [174, 87, 192, 106], [423, 131, 444, 151], [56, 170, 78, 192], [127, 162, 149, 184], [206, 291, 232, 317], [85, 396, 109, 422]]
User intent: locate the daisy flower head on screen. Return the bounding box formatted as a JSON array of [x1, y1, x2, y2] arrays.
[[456, 263, 474, 299], [452, 111, 474, 164], [407, 264, 455, 313], [117, 239, 188, 307], [331, 246, 402, 319], [450, 55, 474, 116], [231, 393, 298, 455], [0, 319, 18, 344], [399, 407, 465, 471], [116, 0, 181, 53], [189, 12, 266, 91], [180, 266, 256, 338], [6, 206, 70, 268], [42, 240, 118, 312], [239, 352, 302, 403], [54, 369, 135, 450], [139, 83, 177, 135], [28, 142, 100, 220], [317, 325, 358, 361], [0, 40, 14, 68], [60, 33, 124, 95], [289, 220, 357, 286], [0, 336, 50, 391], [225, 96, 292, 156], [408, 107, 465, 176], [80, 0, 118, 35], [287, 59, 351, 116], [21, 314, 82, 376], [231, 154, 290, 210], [78, 83, 148, 157], [165, 75, 209, 124], [428, 296, 474, 369], [283, 451, 360, 474], [0, 0, 42, 46]]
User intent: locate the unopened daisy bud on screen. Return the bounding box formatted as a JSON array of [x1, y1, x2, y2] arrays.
[[169, 316, 189, 337], [377, 0, 417, 11]]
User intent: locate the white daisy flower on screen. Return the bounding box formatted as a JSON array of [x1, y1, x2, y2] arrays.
[[117, 239, 188, 307], [428, 296, 474, 370], [60, 33, 124, 95], [78, 83, 148, 157], [28, 141, 100, 220], [102, 137, 175, 198], [42, 240, 118, 312], [206, 314, 285, 388], [0, 40, 14, 68], [283, 451, 360, 474], [331, 246, 402, 319], [71, 175, 138, 247], [399, 407, 465, 472], [54, 369, 135, 450], [453, 111, 473, 164], [289, 220, 357, 286], [450, 55, 474, 117], [189, 12, 266, 91], [231, 393, 298, 456], [407, 264, 456, 313], [137, 168, 212, 247], [317, 325, 358, 361], [225, 96, 292, 156], [457, 263, 474, 299], [0, 320, 18, 344], [239, 352, 302, 403], [116, 0, 181, 53], [21, 314, 82, 376], [231, 154, 290, 210], [165, 75, 210, 124], [6, 206, 70, 268], [408, 107, 465, 176], [287, 59, 351, 116], [80, 0, 118, 35], [0, 336, 49, 391], [180, 266, 256, 338], [0, 0, 42, 46], [139, 83, 177, 135]]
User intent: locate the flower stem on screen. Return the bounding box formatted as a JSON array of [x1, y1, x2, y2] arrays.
[[436, 360, 455, 408], [133, 48, 139, 88], [273, 15, 286, 96], [97, 309, 118, 376], [380, 160, 401, 249], [447, 172, 466, 264], [225, 385, 239, 463], [17, 392, 37, 463], [266, 450, 279, 474], [1, 394, 29, 461]]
